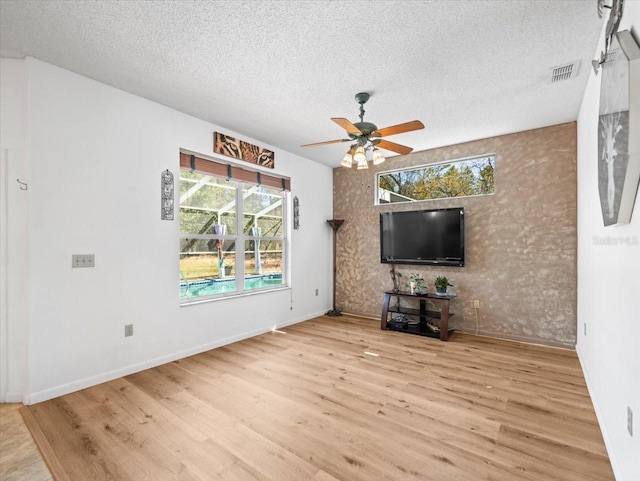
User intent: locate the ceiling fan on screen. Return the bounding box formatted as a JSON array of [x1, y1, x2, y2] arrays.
[[301, 92, 425, 169]]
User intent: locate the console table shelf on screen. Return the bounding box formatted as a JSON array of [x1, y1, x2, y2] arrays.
[[381, 291, 455, 341], [386, 320, 455, 339], [386, 306, 449, 319]]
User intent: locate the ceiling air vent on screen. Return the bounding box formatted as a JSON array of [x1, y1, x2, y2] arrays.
[[550, 61, 580, 83]]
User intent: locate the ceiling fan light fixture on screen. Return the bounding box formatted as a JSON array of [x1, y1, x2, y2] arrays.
[[353, 145, 366, 163], [300, 92, 425, 169], [372, 148, 385, 165], [340, 152, 353, 168]]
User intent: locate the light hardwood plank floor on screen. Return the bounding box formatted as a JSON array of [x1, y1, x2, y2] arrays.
[[17, 315, 613, 480], [0, 403, 53, 481]]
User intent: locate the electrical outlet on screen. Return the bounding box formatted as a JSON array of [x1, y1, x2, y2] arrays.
[[628, 406, 633, 437], [315, 289, 319, 296], [473, 299, 480, 309], [72, 254, 95, 268], [124, 324, 133, 337]]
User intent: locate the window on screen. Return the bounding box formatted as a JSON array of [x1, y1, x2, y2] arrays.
[[377, 155, 495, 204], [179, 152, 289, 302]]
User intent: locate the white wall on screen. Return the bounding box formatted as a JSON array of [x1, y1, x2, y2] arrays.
[[576, 4, 640, 481], [0, 59, 30, 402], [0, 57, 333, 404]]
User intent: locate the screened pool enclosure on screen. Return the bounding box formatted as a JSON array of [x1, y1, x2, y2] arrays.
[[179, 159, 288, 301]]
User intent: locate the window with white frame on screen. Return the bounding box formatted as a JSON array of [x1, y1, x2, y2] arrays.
[[377, 154, 495, 204], [178, 152, 289, 302]]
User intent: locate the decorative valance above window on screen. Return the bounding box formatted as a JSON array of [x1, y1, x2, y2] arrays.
[[179, 152, 291, 191]]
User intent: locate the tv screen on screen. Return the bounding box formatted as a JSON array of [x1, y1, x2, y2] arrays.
[[380, 208, 465, 266]]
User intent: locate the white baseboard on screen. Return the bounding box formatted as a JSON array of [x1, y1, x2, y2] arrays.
[[576, 344, 622, 481], [25, 311, 326, 405], [3, 391, 23, 403], [457, 327, 575, 349], [275, 309, 328, 329]]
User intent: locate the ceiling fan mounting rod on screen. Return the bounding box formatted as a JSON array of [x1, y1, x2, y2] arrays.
[[355, 92, 370, 123]]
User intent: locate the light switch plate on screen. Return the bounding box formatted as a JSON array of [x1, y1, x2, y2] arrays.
[[72, 254, 95, 268]]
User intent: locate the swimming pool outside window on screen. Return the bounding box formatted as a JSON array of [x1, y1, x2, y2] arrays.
[[179, 153, 289, 302]]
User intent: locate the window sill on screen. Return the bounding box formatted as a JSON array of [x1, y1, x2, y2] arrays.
[[180, 285, 291, 307]]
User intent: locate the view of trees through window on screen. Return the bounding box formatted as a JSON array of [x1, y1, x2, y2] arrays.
[[179, 171, 285, 300], [377, 155, 495, 203]]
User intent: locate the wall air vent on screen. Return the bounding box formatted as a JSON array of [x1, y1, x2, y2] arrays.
[[550, 61, 580, 83]]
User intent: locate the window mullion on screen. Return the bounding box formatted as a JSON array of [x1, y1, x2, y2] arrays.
[[235, 182, 245, 289]]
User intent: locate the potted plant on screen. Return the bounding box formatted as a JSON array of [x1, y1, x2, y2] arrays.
[[406, 273, 426, 294], [434, 276, 453, 295]]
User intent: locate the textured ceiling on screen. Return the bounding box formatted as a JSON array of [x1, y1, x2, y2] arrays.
[[0, 0, 604, 168]]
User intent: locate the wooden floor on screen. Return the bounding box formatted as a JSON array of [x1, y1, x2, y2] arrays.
[[17, 315, 613, 481], [0, 403, 53, 481]]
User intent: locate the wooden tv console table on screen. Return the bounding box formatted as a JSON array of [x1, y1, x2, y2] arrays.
[[381, 291, 455, 341]]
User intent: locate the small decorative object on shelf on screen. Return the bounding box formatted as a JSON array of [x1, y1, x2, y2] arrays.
[[406, 273, 426, 294], [434, 276, 453, 296], [390, 266, 403, 292], [161, 169, 174, 220], [326, 219, 345, 316]]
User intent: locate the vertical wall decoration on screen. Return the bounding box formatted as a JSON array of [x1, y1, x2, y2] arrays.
[[293, 196, 300, 230], [597, 30, 640, 226], [161, 169, 174, 220], [213, 132, 275, 168]]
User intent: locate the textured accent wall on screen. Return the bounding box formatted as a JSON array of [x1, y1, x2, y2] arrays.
[[333, 122, 577, 347]]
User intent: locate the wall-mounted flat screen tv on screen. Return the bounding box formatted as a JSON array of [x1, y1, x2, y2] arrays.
[[380, 207, 465, 266]]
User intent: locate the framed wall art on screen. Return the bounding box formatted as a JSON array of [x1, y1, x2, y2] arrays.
[[598, 30, 640, 226], [213, 132, 275, 169]]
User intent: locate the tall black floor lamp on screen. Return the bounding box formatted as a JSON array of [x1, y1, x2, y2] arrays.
[[326, 219, 344, 317]]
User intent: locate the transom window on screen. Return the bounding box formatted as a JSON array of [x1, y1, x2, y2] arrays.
[[377, 155, 495, 204], [179, 152, 289, 302]]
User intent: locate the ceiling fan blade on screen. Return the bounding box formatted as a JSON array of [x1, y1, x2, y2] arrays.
[[300, 138, 351, 148], [373, 120, 425, 138], [331, 117, 363, 135], [377, 139, 414, 155]]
